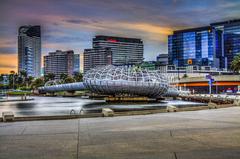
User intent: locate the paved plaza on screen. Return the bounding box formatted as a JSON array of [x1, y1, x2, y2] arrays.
[[0, 107, 240, 159]]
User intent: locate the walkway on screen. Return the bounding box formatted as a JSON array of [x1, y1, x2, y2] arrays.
[[0, 107, 240, 159]]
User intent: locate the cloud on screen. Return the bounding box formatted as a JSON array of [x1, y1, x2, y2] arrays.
[[0, 39, 16, 48], [0, 54, 17, 73], [64, 19, 100, 25], [0, 0, 240, 73]]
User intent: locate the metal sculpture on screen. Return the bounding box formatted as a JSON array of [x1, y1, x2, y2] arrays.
[[39, 65, 176, 97], [83, 65, 168, 97]]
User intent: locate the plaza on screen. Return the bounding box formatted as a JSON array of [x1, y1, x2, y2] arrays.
[[0, 107, 240, 159]]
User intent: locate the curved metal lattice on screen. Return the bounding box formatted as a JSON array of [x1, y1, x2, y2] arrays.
[[83, 65, 169, 97], [39, 82, 85, 92], [44, 79, 63, 86]]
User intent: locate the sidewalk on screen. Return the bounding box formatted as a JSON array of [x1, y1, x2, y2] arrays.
[[0, 107, 240, 159]]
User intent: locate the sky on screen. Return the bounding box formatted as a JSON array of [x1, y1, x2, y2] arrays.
[[0, 0, 240, 74]]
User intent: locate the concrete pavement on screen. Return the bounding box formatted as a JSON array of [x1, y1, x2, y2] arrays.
[[0, 107, 240, 159]]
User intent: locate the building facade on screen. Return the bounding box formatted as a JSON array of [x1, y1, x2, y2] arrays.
[[168, 19, 240, 70], [211, 19, 240, 69], [74, 54, 80, 73], [44, 50, 74, 79], [0, 74, 9, 85], [156, 54, 168, 66], [92, 35, 144, 66], [83, 48, 112, 73], [18, 25, 41, 77], [168, 26, 214, 68]]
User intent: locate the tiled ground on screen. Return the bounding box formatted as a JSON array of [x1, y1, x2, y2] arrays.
[[0, 107, 240, 159]]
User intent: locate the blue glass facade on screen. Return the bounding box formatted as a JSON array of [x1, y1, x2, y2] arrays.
[[168, 27, 214, 67], [169, 19, 240, 70], [223, 25, 240, 69]]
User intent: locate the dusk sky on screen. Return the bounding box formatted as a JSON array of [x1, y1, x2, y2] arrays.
[[0, 0, 240, 74]]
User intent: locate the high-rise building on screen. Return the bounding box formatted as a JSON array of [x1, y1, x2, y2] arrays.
[[168, 19, 240, 70], [168, 26, 214, 68], [80, 53, 84, 73], [211, 19, 240, 69], [93, 35, 144, 65], [83, 48, 112, 73], [44, 50, 74, 79], [74, 54, 80, 73], [18, 25, 41, 77]]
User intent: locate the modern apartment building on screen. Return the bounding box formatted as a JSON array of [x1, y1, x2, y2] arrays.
[[18, 25, 41, 77], [83, 48, 112, 73], [92, 35, 144, 66], [168, 19, 240, 70], [44, 50, 74, 79]]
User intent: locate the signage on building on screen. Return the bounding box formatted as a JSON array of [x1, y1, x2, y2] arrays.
[[187, 59, 192, 65], [208, 78, 214, 86], [205, 74, 212, 80], [107, 38, 118, 43]]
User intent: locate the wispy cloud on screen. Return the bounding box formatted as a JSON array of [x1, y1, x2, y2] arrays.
[[0, 0, 240, 73]]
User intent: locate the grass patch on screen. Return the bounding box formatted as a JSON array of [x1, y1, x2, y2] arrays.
[[7, 91, 32, 96]]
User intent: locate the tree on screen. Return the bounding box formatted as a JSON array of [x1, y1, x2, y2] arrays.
[[10, 70, 15, 75], [231, 54, 240, 72], [20, 70, 27, 78], [44, 73, 55, 82], [0, 74, 3, 82], [19, 70, 27, 86], [25, 76, 34, 88], [65, 77, 75, 83], [31, 78, 44, 90], [182, 74, 188, 78], [9, 70, 17, 89], [73, 72, 83, 82], [60, 73, 68, 81]]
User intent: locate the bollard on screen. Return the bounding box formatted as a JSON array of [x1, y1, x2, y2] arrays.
[[166, 105, 178, 112], [233, 99, 240, 106], [70, 109, 76, 115], [79, 109, 84, 115], [2, 111, 14, 122], [208, 102, 218, 109], [102, 108, 114, 117]]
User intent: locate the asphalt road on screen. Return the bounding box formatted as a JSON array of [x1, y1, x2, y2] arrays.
[[0, 107, 240, 159]]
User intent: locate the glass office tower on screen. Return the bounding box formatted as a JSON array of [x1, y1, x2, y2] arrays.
[[18, 25, 41, 77], [169, 19, 240, 70], [168, 26, 214, 67]]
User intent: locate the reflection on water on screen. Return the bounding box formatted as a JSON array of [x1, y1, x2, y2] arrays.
[[0, 96, 207, 117]]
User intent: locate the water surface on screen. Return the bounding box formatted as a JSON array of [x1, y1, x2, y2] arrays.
[[0, 96, 206, 117]]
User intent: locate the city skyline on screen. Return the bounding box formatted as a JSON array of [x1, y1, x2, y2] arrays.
[[1, 0, 240, 74]]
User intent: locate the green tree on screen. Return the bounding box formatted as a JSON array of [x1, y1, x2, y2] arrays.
[[10, 70, 15, 75], [73, 72, 83, 82], [60, 73, 68, 82], [231, 54, 240, 72], [44, 73, 55, 82], [24, 76, 34, 89], [182, 74, 188, 78], [20, 70, 27, 78], [19, 70, 27, 86], [31, 78, 44, 90], [65, 77, 75, 83], [0, 74, 3, 82], [9, 70, 17, 89]]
